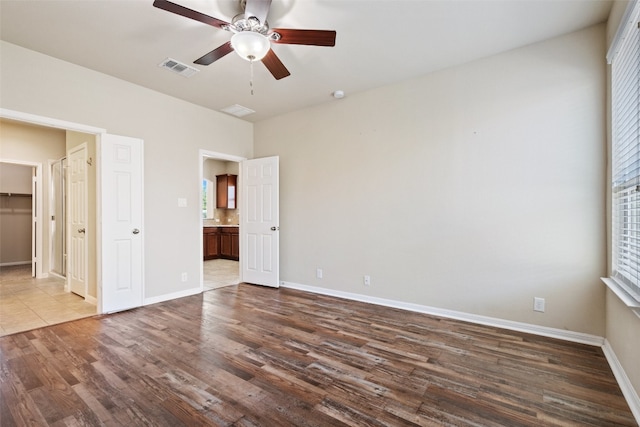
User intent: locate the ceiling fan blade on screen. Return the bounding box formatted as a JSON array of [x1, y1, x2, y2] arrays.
[[153, 0, 230, 29], [261, 49, 290, 80], [244, 0, 272, 25], [194, 42, 234, 65], [270, 29, 336, 47]]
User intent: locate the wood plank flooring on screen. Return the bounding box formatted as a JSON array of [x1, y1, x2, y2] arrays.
[[0, 284, 636, 426]]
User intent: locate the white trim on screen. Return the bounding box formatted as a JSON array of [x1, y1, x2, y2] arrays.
[[602, 340, 640, 424], [279, 281, 605, 347], [84, 295, 97, 305], [607, 0, 640, 63], [0, 108, 105, 135], [144, 287, 201, 306], [602, 277, 640, 308], [200, 149, 246, 163]]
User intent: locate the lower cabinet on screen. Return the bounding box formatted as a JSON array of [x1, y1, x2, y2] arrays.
[[220, 227, 239, 261], [203, 227, 220, 260], [203, 227, 239, 261]]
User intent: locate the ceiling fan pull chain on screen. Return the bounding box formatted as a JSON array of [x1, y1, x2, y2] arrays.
[[250, 58, 255, 95]]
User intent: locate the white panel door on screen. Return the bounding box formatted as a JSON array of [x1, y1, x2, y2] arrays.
[[241, 156, 279, 287], [101, 134, 144, 313], [68, 145, 88, 297]]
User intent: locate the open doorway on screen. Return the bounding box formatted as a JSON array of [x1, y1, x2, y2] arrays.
[[0, 115, 102, 335], [0, 153, 94, 337], [0, 162, 36, 275], [200, 150, 245, 291]]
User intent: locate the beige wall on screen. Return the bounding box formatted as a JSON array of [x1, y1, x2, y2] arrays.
[[605, 0, 640, 404], [0, 40, 253, 299], [0, 120, 66, 270], [255, 24, 607, 336]]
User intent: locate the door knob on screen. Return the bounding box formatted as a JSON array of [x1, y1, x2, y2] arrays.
[[78, 228, 85, 234], [132, 228, 140, 235], [270, 226, 279, 231]]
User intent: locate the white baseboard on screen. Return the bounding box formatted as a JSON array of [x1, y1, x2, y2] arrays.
[[84, 295, 97, 305], [279, 281, 604, 346], [144, 286, 201, 306], [602, 340, 640, 424]]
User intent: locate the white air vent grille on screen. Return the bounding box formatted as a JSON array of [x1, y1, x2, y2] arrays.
[[159, 58, 199, 77], [221, 104, 255, 117]]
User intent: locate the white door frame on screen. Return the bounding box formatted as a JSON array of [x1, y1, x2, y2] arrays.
[[0, 159, 42, 277], [49, 157, 67, 279], [1, 108, 106, 309], [199, 149, 246, 291]]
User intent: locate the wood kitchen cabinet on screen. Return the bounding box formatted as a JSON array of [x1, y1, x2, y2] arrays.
[[203, 226, 239, 261], [203, 227, 220, 260], [220, 227, 239, 261], [216, 174, 237, 209]]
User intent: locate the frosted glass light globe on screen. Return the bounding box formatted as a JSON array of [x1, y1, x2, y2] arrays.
[[231, 31, 270, 61]]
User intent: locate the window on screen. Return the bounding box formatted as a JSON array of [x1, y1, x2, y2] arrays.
[[610, 0, 640, 302]]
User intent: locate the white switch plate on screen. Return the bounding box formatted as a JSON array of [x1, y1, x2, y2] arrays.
[[533, 297, 545, 312], [316, 268, 323, 279], [364, 275, 371, 286], [181, 272, 188, 282], [178, 198, 187, 207]]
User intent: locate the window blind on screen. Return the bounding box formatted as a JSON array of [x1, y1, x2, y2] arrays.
[[612, 2, 640, 302]]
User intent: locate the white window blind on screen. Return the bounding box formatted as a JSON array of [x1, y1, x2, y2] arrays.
[[612, 1, 640, 302]]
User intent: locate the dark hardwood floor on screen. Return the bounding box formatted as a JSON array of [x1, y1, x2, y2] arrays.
[[0, 284, 636, 426]]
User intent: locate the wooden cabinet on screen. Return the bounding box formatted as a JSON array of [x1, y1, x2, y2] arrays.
[[216, 174, 237, 209], [220, 227, 239, 261], [203, 226, 239, 261], [203, 227, 220, 260]]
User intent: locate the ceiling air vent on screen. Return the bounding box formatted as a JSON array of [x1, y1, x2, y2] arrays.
[[158, 58, 199, 77], [221, 104, 255, 118]]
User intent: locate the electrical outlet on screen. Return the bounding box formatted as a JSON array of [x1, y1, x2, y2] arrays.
[[363, 275, 371, 286], [316, 268, 323, 279], [181, 272, 188, 282], [533, 297, 545, 312]]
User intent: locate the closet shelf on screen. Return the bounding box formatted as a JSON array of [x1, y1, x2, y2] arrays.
[[0, 192, 32, 197]]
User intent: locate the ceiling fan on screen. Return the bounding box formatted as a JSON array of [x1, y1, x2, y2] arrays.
[[153, 0, 337, 80]]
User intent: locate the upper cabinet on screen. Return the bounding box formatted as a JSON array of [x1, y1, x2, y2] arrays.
[[216, 174, 237, 209]]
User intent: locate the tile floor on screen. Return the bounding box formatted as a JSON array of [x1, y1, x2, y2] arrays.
[[0, 265, 96, 337], [0, 260, 240, 336], [203, 258, 240, 290]]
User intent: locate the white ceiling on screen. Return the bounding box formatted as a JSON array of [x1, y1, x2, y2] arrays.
[[0, 0, 613, 122]]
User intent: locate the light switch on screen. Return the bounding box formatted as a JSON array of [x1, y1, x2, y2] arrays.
[[178, 198, 187, 208]]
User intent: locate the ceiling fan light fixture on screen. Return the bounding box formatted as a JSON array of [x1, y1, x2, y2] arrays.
[[231, 31, 270, 61]]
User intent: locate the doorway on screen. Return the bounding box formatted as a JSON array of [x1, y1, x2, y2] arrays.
[[0, 162, 37, 276], [200, 150, 245, 291]]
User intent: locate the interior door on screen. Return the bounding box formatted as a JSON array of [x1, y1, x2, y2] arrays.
[[68, 145, 88, 296], [241, 156, 279, 287], [100, 134, 144, 313]]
